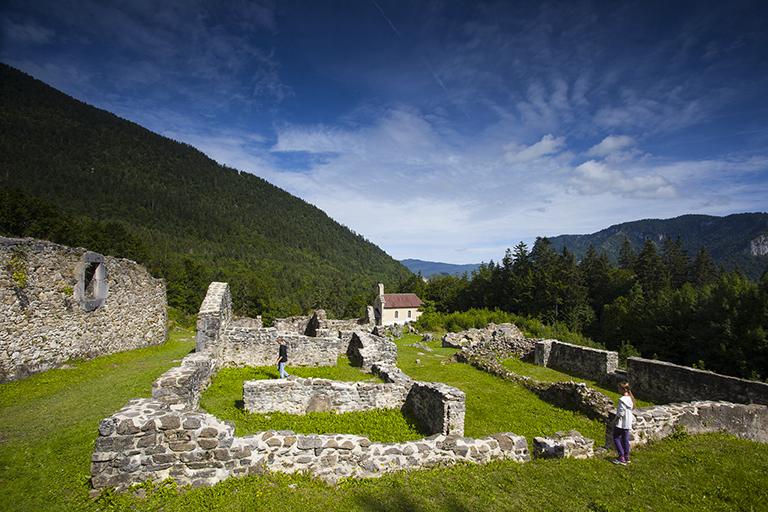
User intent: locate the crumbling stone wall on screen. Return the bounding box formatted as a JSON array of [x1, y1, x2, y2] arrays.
[[215, 327, 341, 367], [347, 331, 397, 370], [627, 357, 768, 405], [90, 398, 529, 490], [456, 351, 613, 421], [152, 353, 217, 411], [533, 430, 594, 459], [604, 401, 768, 448], [534, 340, 618, 380], [195, 282, 231, 352], [0, 237, 166, 382], [442, 323, 531, 355], [243, 377, 410, 414], [404, 382, 466, 436], [273, 315, 312, 334]]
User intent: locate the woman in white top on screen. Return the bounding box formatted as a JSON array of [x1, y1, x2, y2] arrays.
[[612, 381, 636, 465]]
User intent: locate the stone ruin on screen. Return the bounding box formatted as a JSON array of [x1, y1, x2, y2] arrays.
[[442, 322, 536, 358], [454, 325, 768, 455], [90, 282, 530, 492], [88, 285, 768, 492], [0, 237, 167, 382]]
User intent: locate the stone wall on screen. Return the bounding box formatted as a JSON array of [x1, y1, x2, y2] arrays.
[[404, 382, 466, 436], [534, 340, 618, 380], [152, 353, 217, 411], [273, 315, 312, 334], [604, 401, 768, 448], [214, 326, 341, 367], [456, 351, 613, 421], [91, 398, 529, 490], [627, 357, 768, 405], [0, 237, 167, 382], [347, 331, 398, 371], [243, 377, 410, 414], [533, 430, 594, 459], [195, 282, 231, 352]]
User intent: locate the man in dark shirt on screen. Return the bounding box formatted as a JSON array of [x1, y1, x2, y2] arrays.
[[275, 337, 290, 379]]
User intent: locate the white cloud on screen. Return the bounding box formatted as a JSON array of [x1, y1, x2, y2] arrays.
[[587, 135, 635, 157], [504, 134, 566, 163], [571, 160, 676, 198]]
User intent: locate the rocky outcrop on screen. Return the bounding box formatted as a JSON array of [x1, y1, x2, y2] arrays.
[[750, 234, 768, 256]]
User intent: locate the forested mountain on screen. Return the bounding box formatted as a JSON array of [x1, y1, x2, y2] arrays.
[[400, 259, 480, 278], [548, 214, 768, 279], [0, 64, 410, 319]]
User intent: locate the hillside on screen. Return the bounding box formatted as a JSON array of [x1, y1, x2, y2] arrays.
[[0, 64, 410, 318], [400, 258, 481, 277], [548, 213, 768, 279]]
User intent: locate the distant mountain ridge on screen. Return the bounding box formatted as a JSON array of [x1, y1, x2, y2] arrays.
[[0, 64, 410, 316], [548, 213, 768, 279], [401, 259, 481, 277]]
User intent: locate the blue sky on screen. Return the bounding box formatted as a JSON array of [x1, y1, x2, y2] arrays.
[[2, 0, 768, 263]]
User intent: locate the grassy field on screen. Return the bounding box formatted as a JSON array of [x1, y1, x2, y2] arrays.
[[1, 328, 767, 511], [500, 357, 654, 407], [199, 360, 425, 442]]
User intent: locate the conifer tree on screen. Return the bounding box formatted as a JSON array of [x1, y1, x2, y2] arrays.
[[691, 248, 717, 287], [618, 236, 636, 269], [662, 237, 690, 288], [633, 239, 669, 297]]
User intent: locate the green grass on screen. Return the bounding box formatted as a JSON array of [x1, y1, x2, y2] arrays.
[[2, 329, 768, 511], [93, 433, 768, 512], [198, 361, 424, 442], [395, 334, 608, 441], [0, 327, 195, 512], [500, 357, 654, 407]]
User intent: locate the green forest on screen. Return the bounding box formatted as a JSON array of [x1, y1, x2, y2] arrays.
[[399, 237, 768, 381], [0, 64, 409, 321]]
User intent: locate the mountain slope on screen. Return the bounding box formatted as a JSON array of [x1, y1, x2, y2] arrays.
[[0, 64, 410, 317], [548, 213, 768, 278], [400, 259, 480, 277]]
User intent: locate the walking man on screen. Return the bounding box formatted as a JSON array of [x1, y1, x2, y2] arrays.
[[276, 337, 290, 379]]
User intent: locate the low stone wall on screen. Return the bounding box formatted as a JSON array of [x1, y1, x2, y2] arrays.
[[371, 363, 413, 384], [347, 331, 397, 371], [243, 378, 410, 414], [404, 382, 466, 436], [91, 398, 529, 490], [456, 352, 614, 421], [604, 401, 768, 448], [196, 282, 231, 352], [214, 327, 342, 367], [151, 353, 217, 411], [1, 237, 167, 382], [627, 357, 768, 405], [535, 340, 618, 380], [533, 430, 594, 459]]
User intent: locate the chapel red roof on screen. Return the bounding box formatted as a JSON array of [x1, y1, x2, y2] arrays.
[[382, 293, 423, 309]]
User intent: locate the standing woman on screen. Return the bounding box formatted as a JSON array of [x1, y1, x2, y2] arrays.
[[612, 381, 635, 465]]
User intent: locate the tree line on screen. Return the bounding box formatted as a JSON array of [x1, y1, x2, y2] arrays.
[[399, 237, 768, 381]]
